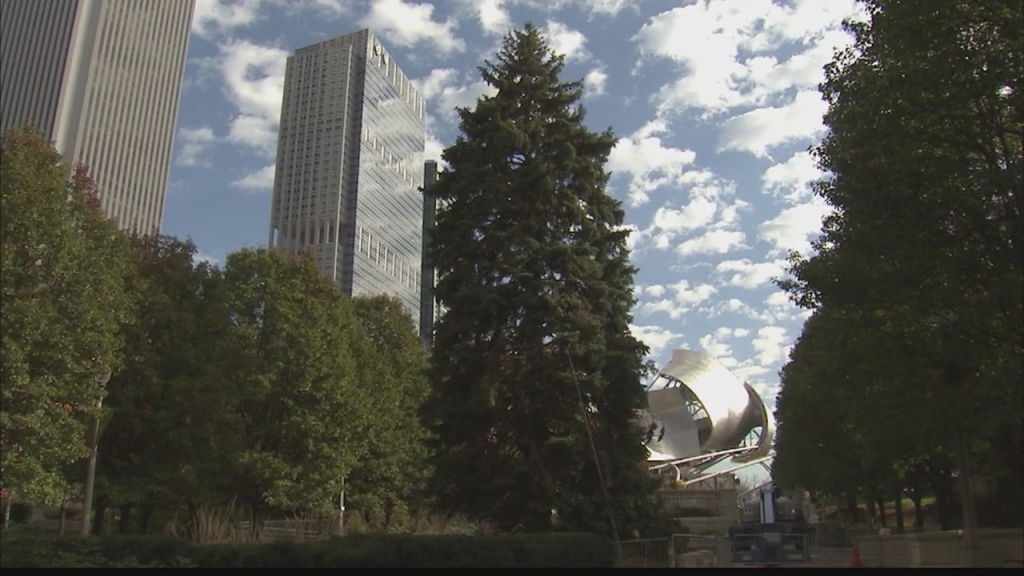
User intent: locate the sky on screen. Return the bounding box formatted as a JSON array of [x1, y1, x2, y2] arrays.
[[166, 0, 867, 414]]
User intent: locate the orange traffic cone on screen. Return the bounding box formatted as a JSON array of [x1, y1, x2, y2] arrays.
[[850, 543, 862, 568]]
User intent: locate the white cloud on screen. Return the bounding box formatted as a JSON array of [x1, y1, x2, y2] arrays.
[[359, 0, 466, 56], [757, 196, 831, 256], [425, 132, 446, 167], [582, 0, 639, 16], [652, 198, 718, 235], [638, 280, 717, 319], [512, 0, 641, 17], [717, 90, 829, 158], [703, 297, 760, 320], [676, 229, 747, 257], [191, 0, 264, 40], [715, 258, 787, 289], [751, 325, 790, 366], [643, 284, 666, 298], [414, 69, 497, 123], [713, 326, 751, 340], [227, 115, 277, 156], [213, 40, 289, 154], [762, 150, 822, 202], [584, 67, 608, 97], [764, 291, 792, 308], [193, 250, 221, 267], [607, 120, 697, 207], [460, 0, 512, 36], [630, 324, 683, 359], [632, 0, 863, 118], [232, 164, 275, 192], [640, 180, 735, 251], [176, 126, 217, 167], [699, 332, 733, 359], [541, 20, 589, 63], [413, 68, 458, 101]]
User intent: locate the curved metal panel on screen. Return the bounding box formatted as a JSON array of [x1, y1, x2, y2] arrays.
[[641, 387, 701, 461], [644, 349, 773, 462]]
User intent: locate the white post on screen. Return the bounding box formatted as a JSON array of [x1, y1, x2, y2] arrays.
[[337, 476, 345, 536]]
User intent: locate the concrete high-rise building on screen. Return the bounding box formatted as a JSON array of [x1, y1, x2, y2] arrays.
[[0, 0, 196, 235], [268, 30, 427, 329], [419, 160, 439, 348]]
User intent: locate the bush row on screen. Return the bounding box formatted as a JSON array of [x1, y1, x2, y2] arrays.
[[0, 527, 614, 568]]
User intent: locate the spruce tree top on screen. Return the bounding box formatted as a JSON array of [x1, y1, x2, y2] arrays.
[[426, 23, 632, 312]]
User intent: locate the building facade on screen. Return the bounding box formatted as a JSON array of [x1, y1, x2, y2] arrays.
[[420, 160, 439, 347], [269, 30, 427, 329], [0, 0, 195, 235]]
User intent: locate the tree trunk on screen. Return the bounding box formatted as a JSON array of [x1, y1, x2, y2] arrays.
[[2, 491, 13, 528], [894, 490, 905, 532], [866, 497, 877, 528], [911, 493, 924, 531], [936, 481, 955, 530], [876, 497, 887, 527], [92, 495, 109, 535], [118, 503, 133, 534], [846, 491, 860, 523], [59, 500, 68, 535], [139, 501, 155, 535]]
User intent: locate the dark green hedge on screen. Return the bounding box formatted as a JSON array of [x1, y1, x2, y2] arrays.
[[0, 526, 614, 568]]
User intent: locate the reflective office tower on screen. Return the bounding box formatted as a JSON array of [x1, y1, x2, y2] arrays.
[[419, 160, 439, 348], [0, 0, 195, 235], [269, 30, 427, 329]]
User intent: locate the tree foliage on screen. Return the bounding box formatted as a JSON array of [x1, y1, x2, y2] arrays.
[[218, 248, 375, 516], [97, 236, 236, 512], [423, 23, 656, 535], [0, 126, 134, 504], [775, 0, 1023, 527], [346, 295, 432, 519]]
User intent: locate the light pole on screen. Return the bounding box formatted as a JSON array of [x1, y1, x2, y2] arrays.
[[337, 476, 346, 536], [80, 370, 112, 537]]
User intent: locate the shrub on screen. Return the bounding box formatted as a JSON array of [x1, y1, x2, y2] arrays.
[[0, 525, 191, 568], [1, 528, 614, 568]]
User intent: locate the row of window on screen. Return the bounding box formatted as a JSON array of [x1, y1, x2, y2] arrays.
[[361, 126, 420, 188], [371, 41, 425, 117], [79, 5, 188, 234], [356, 225, 421, 292]]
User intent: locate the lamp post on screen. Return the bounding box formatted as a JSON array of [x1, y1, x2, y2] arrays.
[[337, 476, 346, 536], [80, 370, 112, 537]]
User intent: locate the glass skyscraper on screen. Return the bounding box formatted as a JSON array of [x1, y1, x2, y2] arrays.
[[269, 30, 427, 329]]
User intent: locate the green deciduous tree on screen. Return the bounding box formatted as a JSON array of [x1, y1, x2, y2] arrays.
[[1, 126, 134, 505], [346, 295, 432, 520], [423, 23, 656, 535], [96, 235, 236, 531], [777, 0, 1022, 527], [219, 248, 375, 520]]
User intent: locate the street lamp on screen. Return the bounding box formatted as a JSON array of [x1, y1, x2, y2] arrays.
[[80, 370, 112, 537]]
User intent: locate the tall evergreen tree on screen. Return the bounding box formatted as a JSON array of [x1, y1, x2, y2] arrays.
[[423, 24, 656, 535]]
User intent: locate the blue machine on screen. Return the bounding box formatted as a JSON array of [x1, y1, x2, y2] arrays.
[[730, 483, 811, 566]]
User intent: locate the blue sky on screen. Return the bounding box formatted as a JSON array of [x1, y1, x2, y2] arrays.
[[165, 0, 866, 410]]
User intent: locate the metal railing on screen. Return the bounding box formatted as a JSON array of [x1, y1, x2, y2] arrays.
[[236, 519, 333, 542], [614, 537, 673, 568], [672, 533, 721, 567]]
